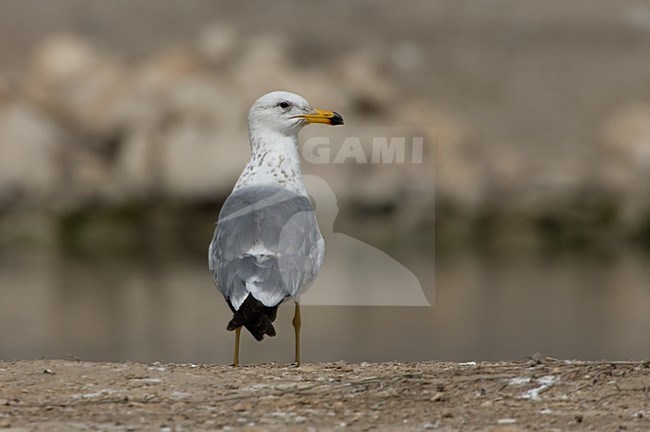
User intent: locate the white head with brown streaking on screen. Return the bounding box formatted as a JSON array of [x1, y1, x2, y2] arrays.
[[234, 91, 343, 196]]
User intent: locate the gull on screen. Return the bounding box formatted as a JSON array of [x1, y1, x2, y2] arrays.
[[209, 91, 343, 366]]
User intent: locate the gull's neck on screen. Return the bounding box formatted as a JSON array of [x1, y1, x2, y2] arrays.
[[233, 128, 308, 196]]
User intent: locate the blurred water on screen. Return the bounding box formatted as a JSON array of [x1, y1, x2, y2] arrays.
[[0, 249, 649, 364]]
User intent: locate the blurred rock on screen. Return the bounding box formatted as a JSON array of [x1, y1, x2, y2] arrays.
[[196, 23, 240, 65], [0, 102, 64, 207], [26, 34, 127, 138], [602, 103, 650, 171], [601, 103, 650, 232], [394, 100, 478, 209], [334, 48, 396, 117], [111, 49, 248, 200], [230, 33, 297, 100]]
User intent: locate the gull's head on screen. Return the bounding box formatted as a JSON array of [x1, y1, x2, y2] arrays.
[[248, 91, 343, 137]]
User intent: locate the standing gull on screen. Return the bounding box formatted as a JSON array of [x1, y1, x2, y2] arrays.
[[209, 91, 343, 366]]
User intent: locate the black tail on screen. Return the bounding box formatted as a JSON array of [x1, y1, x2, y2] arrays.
[[227, 295, 279, 341]]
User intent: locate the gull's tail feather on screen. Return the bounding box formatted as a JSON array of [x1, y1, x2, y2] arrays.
[[227, 295, 279, 341]]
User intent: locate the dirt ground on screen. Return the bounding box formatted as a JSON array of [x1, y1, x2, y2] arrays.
[[0, 359, 648, 431]]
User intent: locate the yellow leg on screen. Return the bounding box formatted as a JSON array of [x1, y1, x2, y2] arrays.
[[292, 302, 301, 366], [233, 327, 241, 366]]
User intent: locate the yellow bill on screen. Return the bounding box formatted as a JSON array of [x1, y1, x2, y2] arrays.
[[297, 109, 344, 125]]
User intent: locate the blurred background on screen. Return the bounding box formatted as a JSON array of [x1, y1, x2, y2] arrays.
[[0, 0, 649, 363]]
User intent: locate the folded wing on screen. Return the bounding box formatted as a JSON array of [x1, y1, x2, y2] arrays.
[[209, 185, 323, 312]]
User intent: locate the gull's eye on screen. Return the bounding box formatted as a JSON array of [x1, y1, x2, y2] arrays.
[[278, 101, 291, 109]]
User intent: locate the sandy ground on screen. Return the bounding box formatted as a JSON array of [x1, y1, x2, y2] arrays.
[[0, 359, 648, 431]]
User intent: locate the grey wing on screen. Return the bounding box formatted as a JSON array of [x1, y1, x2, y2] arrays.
[[277, 208, 324, 299], [208, 194, 259, 310], [208, 186, 323, 310]]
